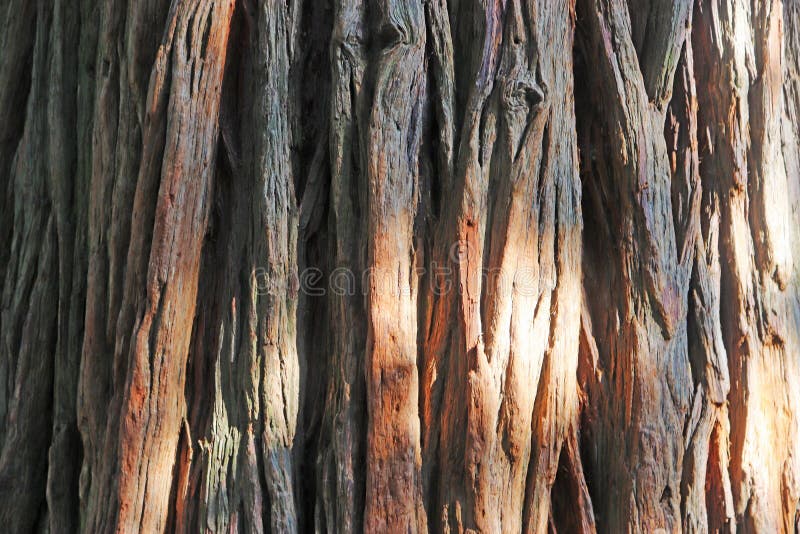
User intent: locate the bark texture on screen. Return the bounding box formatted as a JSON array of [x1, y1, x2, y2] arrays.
[[1, 0, 799, 532]]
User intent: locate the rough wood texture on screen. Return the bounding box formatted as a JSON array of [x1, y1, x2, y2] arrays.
[[1, 0, 799, 532]]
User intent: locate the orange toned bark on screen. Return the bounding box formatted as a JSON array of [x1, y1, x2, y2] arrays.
[[692, 1, 800, 530], [363, 1, 428, 531], [78, 1, 236, 531]]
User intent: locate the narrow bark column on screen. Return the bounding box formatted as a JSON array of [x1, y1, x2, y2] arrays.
[[78, 0, 171, 524], [420, 0, 584, 531], [417, 0, 458, 526], [172, 1, 304, 530], [422, 1, 524, 529], [168, 7, 248, 530], [0, 1, 90, 531], [0, 0, 36, 292], [693, 1, 800, 530], [363, 1, 428, 531], [80, 1, 235, 531], [120, 2, 233, 530], [245, 0, 301, 529], [465, 2, 552, 527], [575, 0, 695, 530], [77, 1, 130, 492], [664, 33, 734, 532], [313, 1, 368, 531], [44, 0, 85, 531], [523, 0, 584, 531], [782, 4, 800, 529], [0, 3, 60, 530], [298, 1, 358, 532]]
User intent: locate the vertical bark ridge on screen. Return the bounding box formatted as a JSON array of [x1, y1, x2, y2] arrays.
[[417, 0, 583, 532], [522, 1, 584, 531], [44, 0, 85, 531], [80, 1, 235, 531], [0, 2, 63, 530], [693, 1, 800, 531], [314, 0, 369, 531], [781, 2, 800, 527], [363, 0, 428, 530], [0, 0, 36, 296], [247, 1, 300, 530], [78, 0, 169, 524], [172, 0, 303, 531], [575, 0, 695, 530]]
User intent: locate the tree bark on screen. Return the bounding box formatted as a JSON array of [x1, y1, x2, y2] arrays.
[[1, 0, 799, 532]]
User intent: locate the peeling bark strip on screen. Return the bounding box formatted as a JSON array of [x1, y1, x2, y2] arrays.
[[2, 0, 800, 532]]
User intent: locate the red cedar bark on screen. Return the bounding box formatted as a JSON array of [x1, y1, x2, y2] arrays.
[[81, 1, 235, 531], [1, 0, 800, 533], [576, 0, 695, 530], [171, 1, 302, 531], [692, 1, 800, 531], [245, 1, 301, 529], [363, 1, 428, 531], [417, 2, 583, 532], [314, 0, 368, 531]]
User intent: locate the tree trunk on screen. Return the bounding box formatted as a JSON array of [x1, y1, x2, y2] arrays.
[[1, 0, 799, 532]]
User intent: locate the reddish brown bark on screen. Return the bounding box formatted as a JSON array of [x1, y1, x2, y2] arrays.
[[1, 0, 800, 532]]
